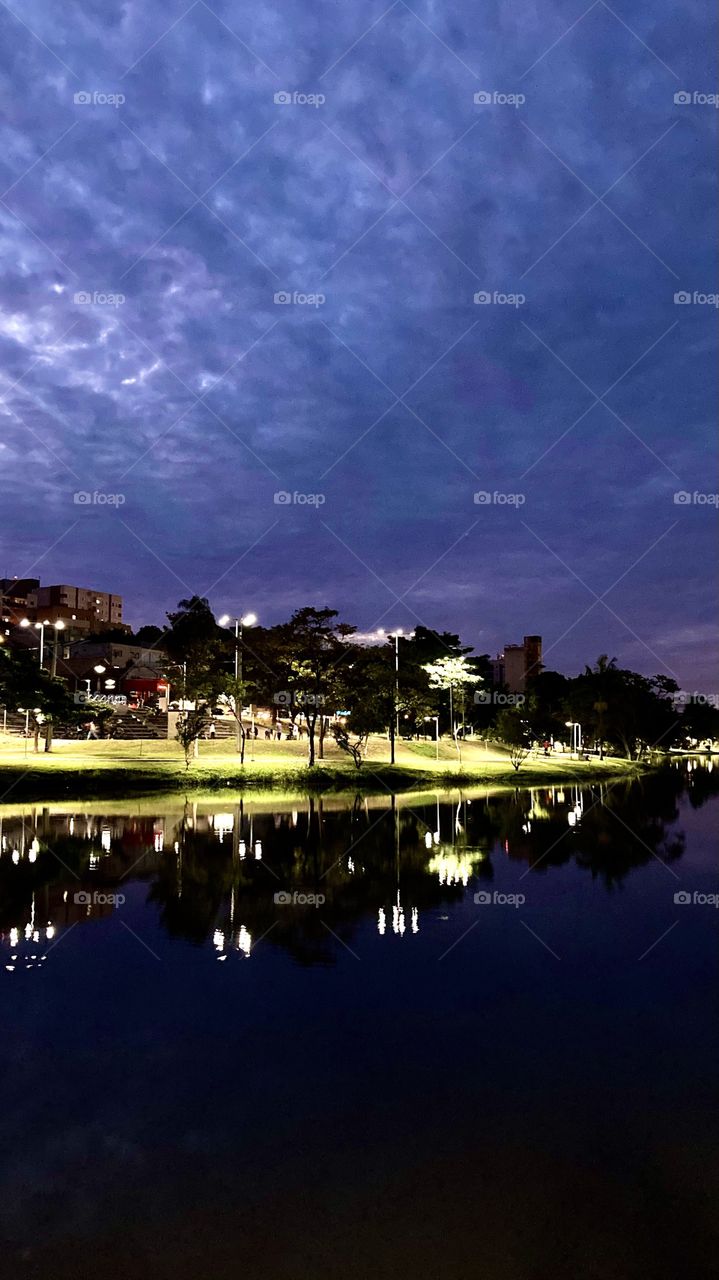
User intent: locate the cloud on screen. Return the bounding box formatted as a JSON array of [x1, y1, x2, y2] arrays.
[[0, 0, 714, 683]]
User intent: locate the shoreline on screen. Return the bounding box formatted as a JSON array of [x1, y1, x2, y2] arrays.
[[0, 751, 654, 804]]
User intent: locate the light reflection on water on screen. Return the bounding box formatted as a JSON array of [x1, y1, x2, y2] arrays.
[[0, 763, 714, 972], [0, 763, 717, 1278]]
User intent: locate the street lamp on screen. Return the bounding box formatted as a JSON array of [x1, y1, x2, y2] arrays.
[[385, 629, 414, 765], [49, 620, 65, 677], [94, 664, 106, 693], [425, 715, 440, 761], [20, 618, 65, 668], [565, 720, 582, 758], [219, 612, 258, 752]]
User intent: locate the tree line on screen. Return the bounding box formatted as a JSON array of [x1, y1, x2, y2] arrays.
[[2, 597, 716, 763], [159, 598, 718, 767]]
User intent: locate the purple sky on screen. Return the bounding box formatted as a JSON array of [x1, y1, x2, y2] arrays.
[[0, 0, 716, 688]]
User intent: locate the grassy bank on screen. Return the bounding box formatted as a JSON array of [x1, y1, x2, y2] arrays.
[[0, 735, 652, 802]]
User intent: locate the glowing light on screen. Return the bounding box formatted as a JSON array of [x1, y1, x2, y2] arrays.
[[211, 813, 234, 836], [237, 925, 251, 957], [377, 908, 386, 935], [428, 851, 475, 887]]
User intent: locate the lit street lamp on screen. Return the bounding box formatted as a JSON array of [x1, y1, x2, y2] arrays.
[[20, 617, 65, 669], [384, 629, 414, 765], [425, 715, 440, 760], [565, 720, 582, 758], [49, 620, 65, 676], [219, 612, 258, 752]]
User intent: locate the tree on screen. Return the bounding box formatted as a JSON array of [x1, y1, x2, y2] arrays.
[[525, 669, 570, 743], [332, 724, 369, 769], [176, 708, 210, 768], [133, 624, 165, 646], [565, 657, 679, 759], [423, 655, 482, 760], [164, 596, 229, 753], [255, 609, 356, 766], [164, 596, 232, 759], [495, 707, 531, 772], [0, 647, 81, 752], [679, 697, 719, 749]]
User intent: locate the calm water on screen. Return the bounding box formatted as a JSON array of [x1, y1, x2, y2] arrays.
[[1, 765, 717, 1279]]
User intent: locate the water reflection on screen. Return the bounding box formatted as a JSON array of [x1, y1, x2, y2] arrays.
[[0, 764, 715, 972]]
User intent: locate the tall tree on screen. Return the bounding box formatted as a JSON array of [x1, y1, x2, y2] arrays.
[[257, 609, 356, 766], [423, 655, 482, 762], [0, 648, 80, 752]]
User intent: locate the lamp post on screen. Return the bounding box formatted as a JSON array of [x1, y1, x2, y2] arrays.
[[20, 618, 65, 669], [384, 629, 414, 765], [94, 664, 106, 693], [565, 720, 582, 758], [425, 715, 440, 760], [384, 629, 402, 766], [49, 620, 65, 677], [219, 612, 257, 754]]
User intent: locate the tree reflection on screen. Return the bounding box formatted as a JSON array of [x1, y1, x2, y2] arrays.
[[0, 765, 715, 966]]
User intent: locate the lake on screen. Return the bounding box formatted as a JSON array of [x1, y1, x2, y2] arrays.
[[1, 763, 717, 1279]]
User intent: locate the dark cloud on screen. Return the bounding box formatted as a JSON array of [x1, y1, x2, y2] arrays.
[[0, 0, 715, 685]]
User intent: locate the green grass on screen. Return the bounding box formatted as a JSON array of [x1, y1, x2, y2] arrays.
[[0, 733, 652, 802]]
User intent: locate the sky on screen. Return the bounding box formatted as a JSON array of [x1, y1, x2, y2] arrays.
[[0, 0, 716, 688]]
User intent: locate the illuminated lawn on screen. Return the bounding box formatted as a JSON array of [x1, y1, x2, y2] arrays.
[[0, 733, 648, 801]]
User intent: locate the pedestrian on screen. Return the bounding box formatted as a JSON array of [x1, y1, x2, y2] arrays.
[[86, 721, 98, 740], [207, 721, 216, 741]]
